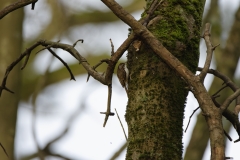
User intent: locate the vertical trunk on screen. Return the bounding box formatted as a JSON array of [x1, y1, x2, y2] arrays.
[[125, 0, 204, 159], [0, 1, 23, 159]]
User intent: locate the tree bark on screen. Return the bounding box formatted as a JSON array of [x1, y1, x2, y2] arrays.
[[0, 1, 23, 159], [125, 0, 205, 159]]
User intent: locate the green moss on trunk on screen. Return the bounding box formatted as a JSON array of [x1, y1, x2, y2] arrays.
[[125, 0, 204, 159]]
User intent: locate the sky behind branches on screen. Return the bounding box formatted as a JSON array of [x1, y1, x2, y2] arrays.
[[15, 0, 240, 159]]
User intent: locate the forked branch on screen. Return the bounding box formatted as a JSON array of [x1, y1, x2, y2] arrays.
[[199, 23, 220, 82]]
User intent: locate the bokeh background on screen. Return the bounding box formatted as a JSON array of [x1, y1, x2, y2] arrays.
[[1, 0, 240, 159]]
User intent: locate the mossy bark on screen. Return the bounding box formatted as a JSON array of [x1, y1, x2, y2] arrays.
[[125, 0, 205, 159]]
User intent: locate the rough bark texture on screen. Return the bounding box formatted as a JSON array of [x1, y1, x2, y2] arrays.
[[125, 0, 204, 159], [0, 1, 23, 159]]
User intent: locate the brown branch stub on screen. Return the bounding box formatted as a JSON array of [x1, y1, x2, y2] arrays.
[[101, 84, 114, 127], [110, 39, 114, 56], [72, 39, 84, 48], [31, 0, 38, 10], [234, 138, 240, 143], [0, 0, 38, 19]]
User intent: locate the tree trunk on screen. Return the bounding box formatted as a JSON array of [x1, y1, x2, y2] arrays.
[[0, 1, 23, 159], [125, 0, 205, 159]]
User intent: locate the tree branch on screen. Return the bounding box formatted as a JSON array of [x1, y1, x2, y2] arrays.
[[101, 0, 224, 159], [199, 23, 220, 82], [100, 84, 115, 127], [47, 48, 76, 81], [221, 89, 240, 111], [0, 0, 38, 19], [0, 39, 108, 97], [0, 42, 40, 96]]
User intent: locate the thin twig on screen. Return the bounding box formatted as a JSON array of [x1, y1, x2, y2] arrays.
[[185, 106, 200, 132], [47, 48, 76, 80], [115, 108, 127, 140], [0, 42, 40, 96], [198, 67, 240, 115], [221, 88, 240, 111], [72, 39, 84, 47], [224, 130, 232, 141], [86, 59, 109, 82], [212, 84, 228, 98], [198, 68, 238, 91], [38, 40, 106, 84], [0, 142, 9, 158]]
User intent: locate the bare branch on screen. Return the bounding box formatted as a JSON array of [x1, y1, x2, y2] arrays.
[[101, 0, 196, 86], [199, 23, 220, 82], [38, 40, 107, 84], [0, 42, 40, 96], [100, 84, 115, 127], [47, 48, 76, 81], [198, 68, 240, 114], [221, 88, 240, 111], [0, 39, 109, 96], [212, 98, 240, 143], [212, 84, 228, 98], [100, 0, 225, 158], [185, 106, 200, 132], [198, 68, 238, 91], [224, 130, 232, 141], [0, 0, 38, 19], [72, 39, 84, 47], [0, 143, 8, 158], [87, 59, 109, 82]]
